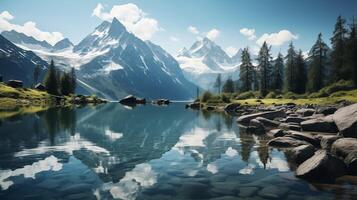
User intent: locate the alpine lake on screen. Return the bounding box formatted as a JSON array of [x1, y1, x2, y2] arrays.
[[0, 102, 356, 200]]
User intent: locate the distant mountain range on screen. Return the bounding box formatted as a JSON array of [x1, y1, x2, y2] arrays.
[[0, 18, 196, 100], [176, 37, 240, 90], [0, 34, 48, 86]]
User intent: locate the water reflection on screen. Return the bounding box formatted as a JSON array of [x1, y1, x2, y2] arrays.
[[0, 103, 355, 199]]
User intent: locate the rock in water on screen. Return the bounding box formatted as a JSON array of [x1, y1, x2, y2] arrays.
[[267, 129, 288, 137], [331, 138, 357, 158], [333, 103, 357, 138], [237, 110, 286, 124], [296, 150, 346, 182], [290, 144, 315, 164], [320, 135, 341, 150]]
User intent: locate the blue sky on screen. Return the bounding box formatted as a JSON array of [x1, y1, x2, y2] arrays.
[[0, 0, 356, 56]]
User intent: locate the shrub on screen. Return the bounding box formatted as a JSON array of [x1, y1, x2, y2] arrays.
[[236, 91, 259, 100], [265, 91, 278, 98], [201, 91, 213, 102], [221, 94, 231, 103], [309, 80, 354, 98]]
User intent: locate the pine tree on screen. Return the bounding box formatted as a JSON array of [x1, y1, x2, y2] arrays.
[[344, 17, 357, 86], [214, 74, 222, 94], [33, 64, 41, 87], [296, 50, 307, 93], [330, 15, 348, 82], [222, 77, 234, 93], [60, 73, 71, 96], [257, 41, 272, 97], [44, 60, 59, 95], [272, 53, 284, 91], [307, 33, 329, 92], [239, 48, 253, 92], [285, 42, 298, 92], [69, 67, 76, 94]]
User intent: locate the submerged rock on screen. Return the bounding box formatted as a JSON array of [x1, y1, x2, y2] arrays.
[[295, 150, 346, 182], [237, 110, 286, 124], [333, 103, 357, 138]]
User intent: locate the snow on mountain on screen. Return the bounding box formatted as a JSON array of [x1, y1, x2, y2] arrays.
[[1, 30, 53, 51], [0, 34, 48, 86], [177, 37, 239, 90], [1, 18, 196, 100], [53, 38, 74, 52]]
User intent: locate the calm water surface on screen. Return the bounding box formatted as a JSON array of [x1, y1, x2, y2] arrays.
[[0, 103, 356, 200]]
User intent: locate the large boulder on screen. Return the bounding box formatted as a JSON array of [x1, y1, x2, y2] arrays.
[[301, 115, 338, 133], [290, 144, 315, 164], [331, 138, 357, 158], [333, 103, 357, 138], [317, 107, 337, 116], [268, 137, 310, 147], [237, 110, 286, 124], [296, 150, 346, 182]]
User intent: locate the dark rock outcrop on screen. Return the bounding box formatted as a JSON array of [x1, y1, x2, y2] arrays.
[[331, 138, 357, 158], [267, 129, 288, 137], [255, 117, 281, 128], [333, 103, 357, 138], [290, 144, 315, 164], [345, 151, 357, 175], [301, 115, 338, 133], [295, 150, 346, 182], [119, 95, 146, 105]]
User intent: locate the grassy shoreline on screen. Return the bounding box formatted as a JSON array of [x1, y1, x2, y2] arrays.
[[195, 89, 357, 111]]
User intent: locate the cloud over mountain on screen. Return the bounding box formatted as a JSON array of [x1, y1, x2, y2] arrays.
[[92, 3, 160, 40]]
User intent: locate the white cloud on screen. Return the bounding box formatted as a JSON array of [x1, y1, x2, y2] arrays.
[[240, 28, 256, 40], [206, 28, 220, 41], [91, 3, 160, 40], [187, 26, 199, 34], [256, 30, 298, 46], [169, 36, 179, 42], [225, 46, 238, 57], [0, 11, 64, 45]]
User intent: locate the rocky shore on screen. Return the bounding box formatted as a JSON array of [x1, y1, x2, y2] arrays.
[[226, 101, 357, 183]]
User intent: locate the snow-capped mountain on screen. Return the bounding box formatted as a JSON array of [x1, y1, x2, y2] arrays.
[[1, 18, 196, 100], [53, 38, 74, 52], [1, 30, 53, 51], [76, 18, 195, 99], [177, 37, 239, 90], [0, 35, 48, 86]]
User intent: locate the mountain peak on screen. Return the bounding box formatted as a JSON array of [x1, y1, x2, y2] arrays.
[[53, 38, 73, 51], [108, 17, 126, 36]]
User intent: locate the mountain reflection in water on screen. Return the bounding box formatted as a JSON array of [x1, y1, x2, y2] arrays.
[[0, 103, 355, 200]]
